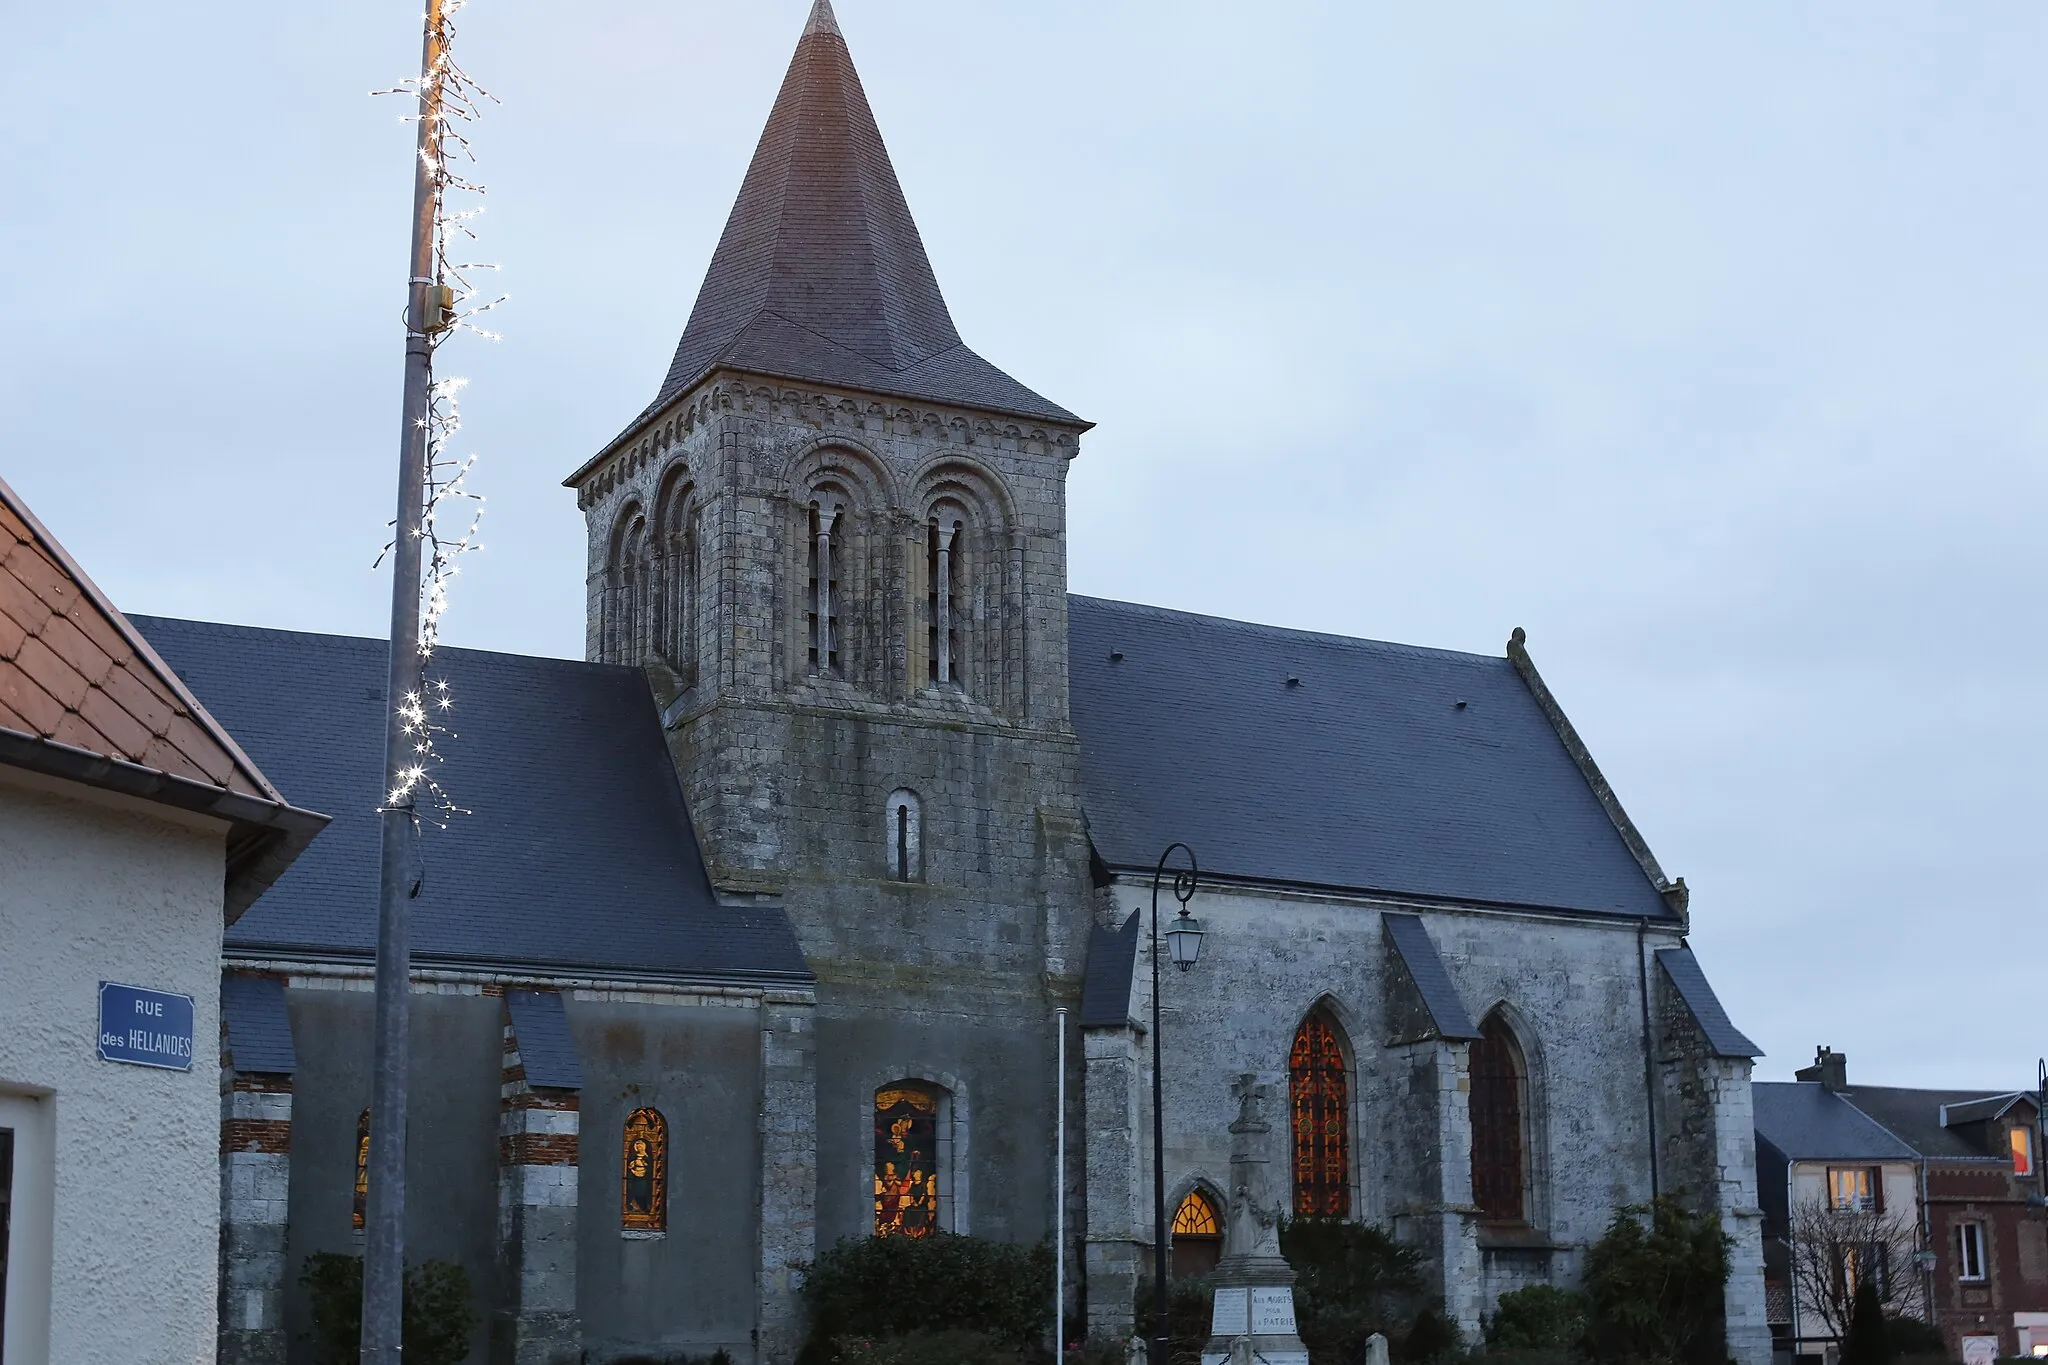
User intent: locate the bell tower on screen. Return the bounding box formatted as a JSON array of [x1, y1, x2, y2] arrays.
[[563, 0, 1095, 1260]]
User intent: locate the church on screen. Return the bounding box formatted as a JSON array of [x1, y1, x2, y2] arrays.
[[147, 4, 1770, 1362]]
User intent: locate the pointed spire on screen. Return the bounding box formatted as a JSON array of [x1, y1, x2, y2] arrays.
[[804, 0, 841, 39], [644, 0, 1081, 428]]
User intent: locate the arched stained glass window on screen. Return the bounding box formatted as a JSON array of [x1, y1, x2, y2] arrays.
[[622, 1108, 669, 1232], [1171, 1188, 1223, 1279], [353, 1109, 371, 1230], [1470, 1015, 1528, 1223], [1290, 1012, 1350, 1218], [874, 1086, 941, 1238]]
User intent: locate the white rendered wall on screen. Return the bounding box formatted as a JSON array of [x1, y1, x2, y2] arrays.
[[0, 771, 227, 1365]]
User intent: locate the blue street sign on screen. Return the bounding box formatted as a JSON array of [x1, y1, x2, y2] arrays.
[[97, 982, 196, 1071]]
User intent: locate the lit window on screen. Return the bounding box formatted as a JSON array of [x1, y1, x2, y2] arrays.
[[1171, 1188, 1223, 1279], [622, 1108, 669, 1232], [1956, 1221, 1986, 1282], [1290, 1012, 1350, 1218], [353, 1109, 371, 1230], [2013, 1126, 2034, 1177], [1827, 1166, 1880, 1214], [874, 1085, 943, 1237]]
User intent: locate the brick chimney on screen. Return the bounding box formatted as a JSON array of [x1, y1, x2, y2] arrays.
[[1796, 1046, 1848, 1092]]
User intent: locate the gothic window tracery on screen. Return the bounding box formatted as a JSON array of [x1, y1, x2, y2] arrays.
[[1289, 1011, 1350, 1219], [353, 1108, 371, 1230], [622, 1107, 669, 1232], [1469, 1013, 1529, 1224], [874, 1084, 942, 1237], [1171, 1187, 1223, 1279]]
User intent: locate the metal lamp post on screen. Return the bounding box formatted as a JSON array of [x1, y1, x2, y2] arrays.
[[1149, 843, 1203, 1363]]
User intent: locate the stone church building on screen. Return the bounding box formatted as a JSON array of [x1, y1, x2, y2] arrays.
[[142, 4, 1770, 1362]]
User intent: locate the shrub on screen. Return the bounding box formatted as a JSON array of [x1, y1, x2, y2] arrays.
[[298, 1252, 478, 1365], [1484, 1285, 1589, 1354], [1280, 1219, 1428, 1365], [1842, 1278, 1893, 1365], [1398, 1307, 1462, 1364], [835, 1329, 1032, 1364], [1884, 1317, 1945, 1358], [1131, 1274, 1215, 1365], [1580, 1199, 1729, 1365], [1064, 1338, 1131, 1365], [797, 1234, 1053, 1364]]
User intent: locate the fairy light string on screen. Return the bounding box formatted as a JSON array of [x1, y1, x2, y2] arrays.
[[371, 0, 505, 825]]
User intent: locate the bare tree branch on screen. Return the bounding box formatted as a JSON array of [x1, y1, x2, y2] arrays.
[[1788, 1195, 1924, 1340]]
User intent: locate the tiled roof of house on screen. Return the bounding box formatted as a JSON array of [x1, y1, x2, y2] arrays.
[[1839, 1085, 2036, 1163], [1067, 596, 1677, 917], [576, 0, 1078, 481], [133, 615, 811, 985], [0, 476, 324, 918], [1752, 1081, 1920, 1162]]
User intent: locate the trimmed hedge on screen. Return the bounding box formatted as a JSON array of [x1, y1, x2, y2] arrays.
[[797, 1233, 1053, 1364]]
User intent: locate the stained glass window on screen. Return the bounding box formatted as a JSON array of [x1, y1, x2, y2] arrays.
[[1470, 1015, 1527, 1223], [622, 1108, 669, 1232], [1171, 1188, 1223, 1279], [1290, 1013, 1350, 1218], [874, 1086, 941, 1238], [353, 1109, 370, 1230]]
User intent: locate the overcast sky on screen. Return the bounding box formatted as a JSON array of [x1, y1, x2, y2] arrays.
[[4, 2, 2041, 1088]]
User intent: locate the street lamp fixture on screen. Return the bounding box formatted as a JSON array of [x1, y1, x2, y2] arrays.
[[1148, 842, 1201, 1363]]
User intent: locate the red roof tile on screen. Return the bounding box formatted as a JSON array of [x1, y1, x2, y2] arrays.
[[0, 475, 283, 803]]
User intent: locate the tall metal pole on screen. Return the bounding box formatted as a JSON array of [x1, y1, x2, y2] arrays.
[[1149, 843, 1197, 1364], [363, 2, 447, 1359], [1056, 1006, 1068, 1365]]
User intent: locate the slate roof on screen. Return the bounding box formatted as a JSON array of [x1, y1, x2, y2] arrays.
[[507, 990, 584, 1090], [1067, 597, 1674, 917], [220, 973, 297, 1074], [1656, 946, 1759, 1059], [133, 616, 810, 984], [1383, 914, 1482, 1039], [580, 0, 1078, 476], [1838, 1086, 2035, 1163], [1079, 911, 1141, 1028], [0, 476, 324, 918], [1752, 1082, 1920, 1163]]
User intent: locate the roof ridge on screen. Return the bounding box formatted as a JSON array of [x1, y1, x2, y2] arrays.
[[1068, 594, 1509, 665], [133, 614, 632, 677]]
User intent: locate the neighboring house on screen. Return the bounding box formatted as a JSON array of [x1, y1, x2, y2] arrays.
[[1754, 1072, 1925, 1359], [0, 476, 323, 1365], [1811, 1050, 2048, 1361]]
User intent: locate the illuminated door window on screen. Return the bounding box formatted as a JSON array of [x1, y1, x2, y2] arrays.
[[2013, 1126, 2034, 1178]]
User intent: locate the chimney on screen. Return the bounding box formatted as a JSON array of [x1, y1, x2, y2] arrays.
[[1796, 1046, 1848, 1092]]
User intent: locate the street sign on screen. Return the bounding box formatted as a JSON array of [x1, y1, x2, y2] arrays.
[[97, 982, 196, 1071]]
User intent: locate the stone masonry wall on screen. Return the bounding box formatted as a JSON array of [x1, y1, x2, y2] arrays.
[[219, 1070, 292, 1365]]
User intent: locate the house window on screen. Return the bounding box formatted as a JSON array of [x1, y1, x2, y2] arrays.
[[874, 1085, 944, 1237], [1469, 1013, 1528, 1223], [1289, 1012, 1351, 1218], [1838, 1242, 1890, 1297], [622, 1108, 669, 1233], [807, 502, 842, 674], [2014, 1126, 2035, 1177], [886, 789, 922, 881], [1827, 1166, 1881, 1214], [353, 1109, 371, 1230], [1171, 1188, 1223, 1279], [1956, 1221, 1986, 1282]]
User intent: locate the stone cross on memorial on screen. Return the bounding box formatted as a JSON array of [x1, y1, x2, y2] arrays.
[[1202, 1074, 1311, 1365]]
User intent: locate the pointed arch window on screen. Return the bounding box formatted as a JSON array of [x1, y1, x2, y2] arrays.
[[1171, 1187, 1223, 1279], [807, 501, 843, 674], [1290, 1012, 1350, 1219], [1470, 1014, 1528, 1223], [926, 516, 964, 688], [622, 1108, 669, 1232], [353, 1109, 371, 1230], [874, 1084, 944, 1237]]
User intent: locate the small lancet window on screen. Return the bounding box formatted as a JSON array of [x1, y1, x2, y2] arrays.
[[353, 1108, 371, 1230], [622, 1107, 669, 1232], [807, 501, 842, 674], [1470, 1013, 1529, 1223], [926, 518, 963, 687], [874, 1085, 942, 1237], [886, 789, 923, 881], [1171, 1188, 1223, 1279], [1290, 1012, 1351, 1219]]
